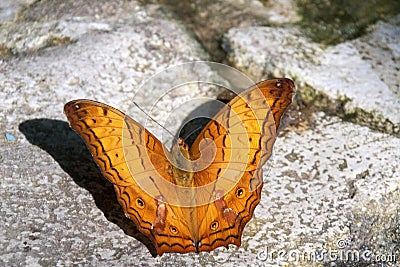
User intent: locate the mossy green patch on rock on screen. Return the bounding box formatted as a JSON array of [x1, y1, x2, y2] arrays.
[[297, 0, 400, 45]]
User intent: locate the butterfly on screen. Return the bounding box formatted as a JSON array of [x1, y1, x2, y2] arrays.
[[64, 78, 295, 256]]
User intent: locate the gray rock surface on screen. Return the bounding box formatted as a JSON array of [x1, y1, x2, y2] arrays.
[[1, 0, 399, 266]]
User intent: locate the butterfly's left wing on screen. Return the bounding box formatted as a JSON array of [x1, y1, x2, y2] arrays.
[[189, 79, 295, 251], [64, 100, 197, 256]]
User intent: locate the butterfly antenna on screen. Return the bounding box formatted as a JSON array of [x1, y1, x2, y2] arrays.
[[133, 101, 176, 139]]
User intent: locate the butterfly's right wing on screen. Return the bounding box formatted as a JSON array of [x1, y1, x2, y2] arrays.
[[64, 100, 196, 255], [189, 79, 295, 252]]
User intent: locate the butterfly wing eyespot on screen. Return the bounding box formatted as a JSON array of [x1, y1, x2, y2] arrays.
[[210, 221, 219, 231], [236, 188, 245, 198], [170, 226, 178, 234], [136, 198, 145, 209]]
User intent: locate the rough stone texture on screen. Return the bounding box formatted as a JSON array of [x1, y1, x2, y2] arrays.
[[254, 114, 399, 266], [0, 0, 34, 22], [1, 0, 399, 266], [223, 14, 400, 135], [262, 0, 300, 24], [353, 18, 400, 97]]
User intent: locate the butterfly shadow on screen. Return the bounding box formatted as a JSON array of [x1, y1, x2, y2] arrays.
[[19, 119, 158, 257]]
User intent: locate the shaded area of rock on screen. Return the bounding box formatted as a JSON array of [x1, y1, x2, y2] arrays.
[[144, 0, 299, 61]]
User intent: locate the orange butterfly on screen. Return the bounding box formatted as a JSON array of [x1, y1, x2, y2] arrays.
[[64, 78, 295, 255]]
